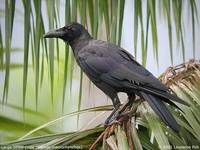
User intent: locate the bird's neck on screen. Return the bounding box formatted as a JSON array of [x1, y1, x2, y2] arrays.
[[69, 33, 92, 53]]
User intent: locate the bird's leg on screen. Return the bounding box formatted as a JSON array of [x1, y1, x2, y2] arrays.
[[106, 94, 136, 125], [124, 94, 135, 109], [104, 97, 121, 125], [117, 94, 135, 117]]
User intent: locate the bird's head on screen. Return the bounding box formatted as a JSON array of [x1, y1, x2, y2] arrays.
[[44, 22, 91, 44]]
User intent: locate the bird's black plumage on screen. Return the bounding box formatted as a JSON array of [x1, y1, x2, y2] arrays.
[[44, 22, 189, 132]]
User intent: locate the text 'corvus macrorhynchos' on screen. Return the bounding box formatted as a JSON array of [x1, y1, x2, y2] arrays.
[[44, 22, 189, 132]]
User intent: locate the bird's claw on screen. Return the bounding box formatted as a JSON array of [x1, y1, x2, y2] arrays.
[[104, 100, 134, 126], [104, 110, 120, 125]]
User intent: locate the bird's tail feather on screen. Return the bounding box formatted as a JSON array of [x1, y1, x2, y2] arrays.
[[139, 91, 180, 132], [125, 82, 189, 106], [138, 86, 190, 106]]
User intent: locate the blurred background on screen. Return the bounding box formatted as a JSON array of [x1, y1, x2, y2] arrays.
[[0, 0, 200, 142]]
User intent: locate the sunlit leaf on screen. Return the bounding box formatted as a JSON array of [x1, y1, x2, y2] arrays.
[[69, 0, 77, 100], [46, 0, 56, 103], [77, 70, 83, 128], [163, 0, 173, 65], [101, 0, 110, 40], [22, 0, 31, 112], [19, 105, 112, 139], [62, 0, 71, 114], [144, 104, 170, 149], [0, 25, 3, 66], [138, 0, 145, 66], [115, 125, 129, 150], [106, 135, 118, 150], [5, 127, 104, 149], [131, 118, 143, 150], [3, 0, 15, 103], [144, 5, 150, 66], [110, 0, 118, 44], [117, 0, 125, 45], [134, 0, 139, 58], [189, 0, 196, 58], [33, 0, 42, 110], [76, 0, 87, 127], [147, 0, 158, 65]]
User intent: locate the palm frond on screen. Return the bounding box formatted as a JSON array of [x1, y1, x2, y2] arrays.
[[22, 0, 31, 112], [5, 60, 199, 149], [3, 0, 15, 103]]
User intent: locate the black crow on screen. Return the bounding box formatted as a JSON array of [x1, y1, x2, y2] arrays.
[[44, 22, 189, 132]]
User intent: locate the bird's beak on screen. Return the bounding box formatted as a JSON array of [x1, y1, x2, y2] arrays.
[[44, 28, 65, 38]]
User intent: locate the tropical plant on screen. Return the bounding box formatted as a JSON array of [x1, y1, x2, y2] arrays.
[[1, 60, 200, 149], [0, 0, 200, 149]]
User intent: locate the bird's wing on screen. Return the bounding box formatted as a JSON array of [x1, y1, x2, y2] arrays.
[[79, 42, 167, 90], [78, 47, 119, 82], [110, 50, 169, 91], [109, 47, 189, 105], [78, 42, 188, 105]]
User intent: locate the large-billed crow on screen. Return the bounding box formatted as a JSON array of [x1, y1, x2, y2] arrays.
[[44, 22, 189, 132]]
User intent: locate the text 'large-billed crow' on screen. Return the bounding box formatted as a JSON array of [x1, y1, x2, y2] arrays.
[[44, 22, 189, 132]]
